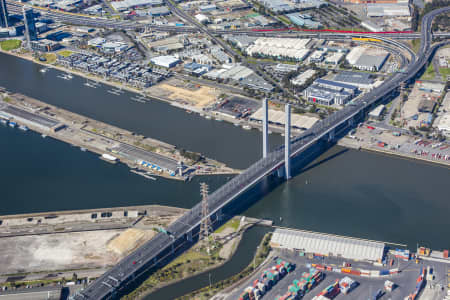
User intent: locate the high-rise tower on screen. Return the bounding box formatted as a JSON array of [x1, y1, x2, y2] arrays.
[[23, 6, 37, 46], [0, 0, 9, 28]]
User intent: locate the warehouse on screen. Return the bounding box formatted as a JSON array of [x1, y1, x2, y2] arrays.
[[148, 6, 170, 16], [271, 228, 385, 262], [291, 69, 316, 86], [246, 38, 311, 61], [286, 13, 322, 29], [150, 56, 180, 68], [333, 71, 374, 89], [367, 3, 410, 17], [354, 53, 389, 72]]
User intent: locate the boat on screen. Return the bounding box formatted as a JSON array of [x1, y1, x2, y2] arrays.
[[233, 123, 240, 127], [205, 115, 212, 119], [18, 125, 28, 131], [0, 119, 7, 125], [8, 121, 17, 128], [41, 134, 47, 138], [242, 125, 252, 130], [80, 147, 87, 152], [39, 68, 48, 73]]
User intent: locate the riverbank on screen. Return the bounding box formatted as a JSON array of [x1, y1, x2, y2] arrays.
[[0, 89, 239, 181], [337, 124, 450, 167], [121, 217, 270, 300]]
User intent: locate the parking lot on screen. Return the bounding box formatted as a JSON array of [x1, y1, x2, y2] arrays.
[[226, 249, 449, 300], [348, 125, 450, 165]]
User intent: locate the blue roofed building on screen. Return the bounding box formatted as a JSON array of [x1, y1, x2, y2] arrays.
[[286, 13, 322, 29]]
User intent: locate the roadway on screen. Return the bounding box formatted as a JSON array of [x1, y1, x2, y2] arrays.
[[5, 1, 450, 40], [73, 6, 450, 300]]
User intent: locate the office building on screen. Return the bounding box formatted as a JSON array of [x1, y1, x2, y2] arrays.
[[0, 0, 8, 28], [23, 6, 38, 45]]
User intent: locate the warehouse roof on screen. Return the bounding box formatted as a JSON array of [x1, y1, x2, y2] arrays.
[[271, 228, 385, 261], [334, 71, 374, 86]]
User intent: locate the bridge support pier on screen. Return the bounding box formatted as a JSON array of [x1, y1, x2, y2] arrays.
[[284, 104, 291, 180], [276, 167, 285, 178], [328, 128, 335, 142], [348, 117, 354, 127], [262, 98, 268, 158], [216, 209, 223, 222]]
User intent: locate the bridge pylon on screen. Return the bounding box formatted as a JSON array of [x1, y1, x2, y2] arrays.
[[285, 104, 291, 180], [262, 98, 269, 158]]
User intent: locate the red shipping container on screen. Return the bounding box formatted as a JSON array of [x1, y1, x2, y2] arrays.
[[443, 250, 449, 258]]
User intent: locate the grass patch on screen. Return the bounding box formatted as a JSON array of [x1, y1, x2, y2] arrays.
[[0, 39, 22, 51], [58, 50, 73, 57], [420, 63, 435, 80], [439, 67, 450, 81], [411, 39, 421, 54], [215, 218, 240, 234], [277, 15, 292, 25], [122, 241, 225, 300]]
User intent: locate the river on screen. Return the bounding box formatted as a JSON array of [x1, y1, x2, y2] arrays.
[[0, 52, 449, 298]]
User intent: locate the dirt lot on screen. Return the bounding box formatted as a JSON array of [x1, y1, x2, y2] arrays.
[[149, 78, 220, 108], [0, 230, 125, 275]]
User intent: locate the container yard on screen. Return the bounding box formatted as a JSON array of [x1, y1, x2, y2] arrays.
[[225, 228, 450, 300]]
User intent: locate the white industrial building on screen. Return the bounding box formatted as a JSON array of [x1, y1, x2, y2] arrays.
[[291, 69, 316, 86], [110, 0, 163, 11], [436, 92, 450, 136], [250, 108, 319, 129], [195, 14, 209, 24], [325, 52, 344, 65], [361, 20, 383, 32], [345, 46, 365, 65], [271, 228, 385, 262], [367, 3, 410, 17], [150, 55, 180, 68], [246, 38, 311, 61]]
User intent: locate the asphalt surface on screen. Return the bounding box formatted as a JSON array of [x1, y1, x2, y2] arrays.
[[226, 249, 449, 300], [71, 5, 450, 300]]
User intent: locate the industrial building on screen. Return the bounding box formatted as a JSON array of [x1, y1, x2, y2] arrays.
[[436, 92, 450, 136], [110, 0, 163, 11], [0, 0, 8, 28], [354, 53, 389, 72], [250, 107, 318, 129], [368, 104, 385, 120], [270, 228, 386, 262], [258, 0, 297, 14], [150, 55, 180, 68], [291, 69, 316, 86], [367, 3, 410, 17], [246, 38, 311, 62], [333, 71, 374, 89], [325, 52, 344, 65], [286, 13, 322, 29], [148, 6, 171, 16], [0, 105, 61, 132], [303, 78, 357, 106], [111, 143, 180, 176], [346, 47, 389, 72], [361, 20, 384, 32]]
